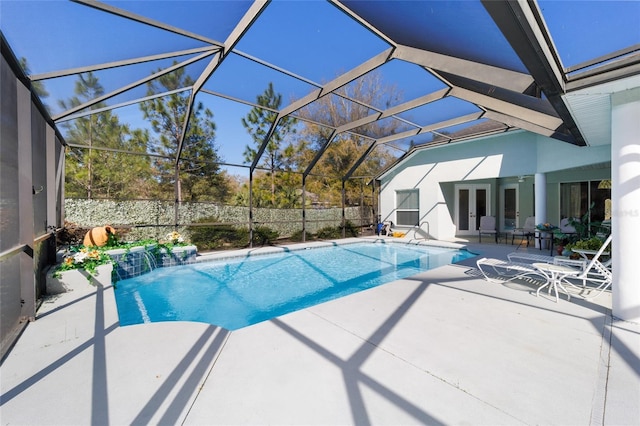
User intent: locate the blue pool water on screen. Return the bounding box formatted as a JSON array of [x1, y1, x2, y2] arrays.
[[114, 242, 474, 330]]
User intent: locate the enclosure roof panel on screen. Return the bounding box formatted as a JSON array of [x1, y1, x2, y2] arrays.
[[341, 0, 527, 73], [1, 0, 638, 177]]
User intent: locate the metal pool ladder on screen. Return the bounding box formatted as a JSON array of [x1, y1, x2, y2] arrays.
[[412, 221, 430, 240]]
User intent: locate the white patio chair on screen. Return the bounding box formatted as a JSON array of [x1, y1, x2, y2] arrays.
[[559, 217, 578, 242], [478, 215, 497, 243], [510, 216, 536, 246], [559, 217, 577, 234]]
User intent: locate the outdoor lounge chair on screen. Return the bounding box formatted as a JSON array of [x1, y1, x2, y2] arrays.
[[477, 253, 585, 284], [507, 252, 586, 269], [564, 234, 613, 299], [509, 216, 536, 246], [478, 216, 497, 243], [505, 235, 612, 300], [476, 257, 547, 283]]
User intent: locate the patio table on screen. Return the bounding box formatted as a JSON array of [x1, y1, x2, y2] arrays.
[[535, 231, 555, 255], [533, 262, 581, 303]]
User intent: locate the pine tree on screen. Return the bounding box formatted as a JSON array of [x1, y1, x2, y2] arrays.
[[60, 72, 151, 199], [140, 65, 229, 202], [242, 82, 298, 206], [20, 57, 49, 105]]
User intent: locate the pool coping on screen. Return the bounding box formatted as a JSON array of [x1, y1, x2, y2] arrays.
[[194, 236, 474, 265]]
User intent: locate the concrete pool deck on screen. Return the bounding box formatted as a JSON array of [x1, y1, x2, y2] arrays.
[[1, 238, 638, 425]]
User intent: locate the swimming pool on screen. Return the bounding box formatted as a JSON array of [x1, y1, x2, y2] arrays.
[[114, 241, 474, 330]]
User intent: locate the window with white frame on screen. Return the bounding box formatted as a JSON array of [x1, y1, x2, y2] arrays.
[[396, 189, 419, 226]]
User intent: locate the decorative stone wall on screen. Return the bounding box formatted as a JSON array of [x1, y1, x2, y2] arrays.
[[64, 199, 372, 241]]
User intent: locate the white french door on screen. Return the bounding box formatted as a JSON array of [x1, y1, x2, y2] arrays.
[[500, 184, 519, 232], [455, 184, 491, 235]]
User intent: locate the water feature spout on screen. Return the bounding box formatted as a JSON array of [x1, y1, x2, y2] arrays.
[[141, 251, 158, 271]]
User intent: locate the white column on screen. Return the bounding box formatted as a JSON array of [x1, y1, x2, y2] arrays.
[[534, 173, 547, 248], [611, 88, 640, 323]]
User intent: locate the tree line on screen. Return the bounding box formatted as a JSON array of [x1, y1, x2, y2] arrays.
[[42, 61, 400, 208]]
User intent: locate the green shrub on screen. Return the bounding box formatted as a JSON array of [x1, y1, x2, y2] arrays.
[[290, 229, 315, 242], [187, 218, 249, 250], [252, 226, 279, 246], [316, 221, 360, 239], [316, 225, 342, 239], [343, 220, 359, 237]]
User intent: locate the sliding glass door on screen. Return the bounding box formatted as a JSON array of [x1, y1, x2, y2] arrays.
[[560, 180, 611, 223]]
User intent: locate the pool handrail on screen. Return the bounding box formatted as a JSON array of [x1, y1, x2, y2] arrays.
[[412, 221, 430, 240]]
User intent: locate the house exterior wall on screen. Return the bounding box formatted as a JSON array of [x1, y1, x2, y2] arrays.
[[379, 130, 611, 240]]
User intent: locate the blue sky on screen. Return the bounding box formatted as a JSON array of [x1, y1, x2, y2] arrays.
[[538, 0, 640, 67], [1, 0, 638, 169]]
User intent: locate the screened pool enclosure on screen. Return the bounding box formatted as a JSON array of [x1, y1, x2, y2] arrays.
[[1, 0, 638, 356]]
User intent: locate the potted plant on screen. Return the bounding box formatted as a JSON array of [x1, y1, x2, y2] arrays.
[[565, 236, 607, 259], [553, 230, 570, 255]]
